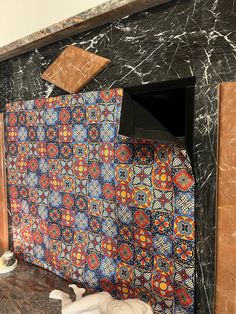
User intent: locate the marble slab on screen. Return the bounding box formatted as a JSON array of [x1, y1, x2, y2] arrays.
[[0, 256, 74, 314], [0, 0, 235, 313], [0, 0, 169, 62]]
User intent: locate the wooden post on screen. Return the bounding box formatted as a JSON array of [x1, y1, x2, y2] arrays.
[[0, 113, 9, 250]]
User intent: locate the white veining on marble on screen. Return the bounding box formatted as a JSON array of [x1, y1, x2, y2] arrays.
[[0, 0, 235, 313]]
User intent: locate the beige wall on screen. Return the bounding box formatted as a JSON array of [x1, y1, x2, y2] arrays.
[[0, 0, 108, 47]]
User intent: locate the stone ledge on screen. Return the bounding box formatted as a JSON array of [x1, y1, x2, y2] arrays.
[[0, 0, 170, 63]]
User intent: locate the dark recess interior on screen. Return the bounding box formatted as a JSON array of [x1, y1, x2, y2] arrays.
[[132, 89, 187, 137], [121, 77, 195, 159]]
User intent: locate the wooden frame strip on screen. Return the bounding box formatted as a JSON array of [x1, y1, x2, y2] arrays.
[[215, 82, 236, 313]]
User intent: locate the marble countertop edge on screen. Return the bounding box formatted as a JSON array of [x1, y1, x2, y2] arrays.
[[0, 0, 170, 63]]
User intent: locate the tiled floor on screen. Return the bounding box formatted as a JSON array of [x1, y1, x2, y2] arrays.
[[0, 258, 72, 314]]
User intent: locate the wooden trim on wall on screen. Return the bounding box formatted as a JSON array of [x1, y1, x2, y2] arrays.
[[0, 113, 9, 250], [215, 82, 236, 314]]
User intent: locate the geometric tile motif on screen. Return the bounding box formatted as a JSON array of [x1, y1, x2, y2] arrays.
[[8, 156, 17, 171], [117, 206, 133, 225], [115, 164, 132, 184], [154, 144, 172, 165], [175, 192, 194, 216], [152, 212, 173, 235], [133, 208, 151, 230], [101, 164, 114, 182], [118, 224, 133, 243], [132, 165, 152, 187], [175, 286, 194, 310], [116, 184, 132, 205], [136, 288, 155, 306], [116, 262, 133, 283], [101, 200, 116, 220], [102, 237, 117, 258], [173, 239, 195, 265], [173, 169, 194, 192], [58, 107, 71, 125], [154, 254, 173, 276], [133, 144, 154, 164], [134, 247, 153, 270], [152, 272, 174, 300], [100, 123, 115, 142], [88, 233, 102, 252], [100, 256, 116, 279], [172, 146, 192, 169], [88, 143, 100, 161], [174, 262, 194, 290], [134, 268, 152, 291], [133, 187, 152, 209], [116, 281, 137, 299], [86, 105, 100, 123], [59, 142, 73, 159], [6, 89, 195, 314], [100, 103, 116, 122], [74, 143, 88, 160], [152, 189, 173, 212], [174, 216, 195, 241], [99, 89, 116, 103], [134, 228, 153, 250], [153, 166, 173, 190], [61, 160, 73, 176], [118, 243, 134, 263], [153, 297, 174, 313], [115, 143, 133, 164], [153, 235, 172, 257]]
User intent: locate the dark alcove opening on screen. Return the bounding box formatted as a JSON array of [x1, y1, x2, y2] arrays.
[[119, 77, 195, 160]]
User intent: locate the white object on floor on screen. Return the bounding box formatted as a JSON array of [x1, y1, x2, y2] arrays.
[[49, 284, 153, 314], [0, 251, 17, 274]]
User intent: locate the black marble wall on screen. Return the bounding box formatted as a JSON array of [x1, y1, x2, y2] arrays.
[[0, 0, 235, 313]]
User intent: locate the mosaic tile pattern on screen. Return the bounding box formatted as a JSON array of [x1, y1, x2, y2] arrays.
[[6, 89, 195, 313]]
